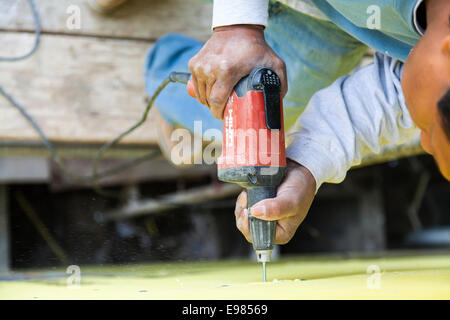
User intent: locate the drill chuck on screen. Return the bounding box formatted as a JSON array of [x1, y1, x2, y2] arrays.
[[219, 166, 286, 262], [247, 186, 277, 261]]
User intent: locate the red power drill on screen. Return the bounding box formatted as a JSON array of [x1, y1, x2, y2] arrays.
[[170, 66, 286, 281]]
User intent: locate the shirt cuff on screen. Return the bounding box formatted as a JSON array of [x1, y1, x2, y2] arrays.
[[286, 138, 342, 193], [212, 0, 269, 29]]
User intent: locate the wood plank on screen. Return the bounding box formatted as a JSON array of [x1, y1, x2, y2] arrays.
[[0, 141, 156, 159], [0, 0, 212, 41], [0, 32, 162, 145], [99, 183, 241, 221], [49, 158, 217, 190]]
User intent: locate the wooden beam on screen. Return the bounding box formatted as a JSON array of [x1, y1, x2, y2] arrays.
[[0, 141, 156, 159], [0, 32, 161, 145], [99, 183, 241, 222], [0, 0, 212, 41], [49, 158, 217, 191]]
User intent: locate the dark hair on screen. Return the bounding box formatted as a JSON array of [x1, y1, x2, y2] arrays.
[[438, 88, 450, 140]]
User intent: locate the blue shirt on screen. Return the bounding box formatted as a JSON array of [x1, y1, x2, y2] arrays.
[[312, 0, 424, 61]]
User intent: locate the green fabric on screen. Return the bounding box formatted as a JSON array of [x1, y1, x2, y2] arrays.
[[266, 1, 368, 128]]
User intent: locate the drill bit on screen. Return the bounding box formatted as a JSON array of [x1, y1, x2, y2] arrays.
[[262, 262, 266, 282]]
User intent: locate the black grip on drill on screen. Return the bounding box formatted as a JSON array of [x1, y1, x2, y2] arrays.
[[234, 66, 282, 130], [259, 69, 282, 130], [247, 186, 277, 251]]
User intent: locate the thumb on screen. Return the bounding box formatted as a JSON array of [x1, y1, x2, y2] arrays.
[[249, 194, 296, 221]]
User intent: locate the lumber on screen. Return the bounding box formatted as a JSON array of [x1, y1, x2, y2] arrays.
[[0, 32, 158, 145], [0, 0, 212, 41]]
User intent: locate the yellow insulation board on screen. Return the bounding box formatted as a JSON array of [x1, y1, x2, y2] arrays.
[[1, 253, 449, 300]]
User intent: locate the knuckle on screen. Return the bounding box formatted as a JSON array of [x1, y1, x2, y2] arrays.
[[278, 59, 286, 70], [195, 65, 205, 76], [277, 233, 291, 245], [211, 108, 224, 120], [216, 59, 233, 74], [190, 64, 206, 77], [188, 58, 197, 71]]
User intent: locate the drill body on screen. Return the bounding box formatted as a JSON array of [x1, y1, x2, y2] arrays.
[[217, 66, 287, 266]]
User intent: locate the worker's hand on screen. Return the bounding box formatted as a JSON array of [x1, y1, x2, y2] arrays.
[[234, 160, 316, 244], [188, 24, 287, 119]]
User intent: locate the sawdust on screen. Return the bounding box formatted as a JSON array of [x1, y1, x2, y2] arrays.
[[1, 253, 450, 299]]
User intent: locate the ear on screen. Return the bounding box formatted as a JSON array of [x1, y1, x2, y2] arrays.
[[442, 35, 450, 56]]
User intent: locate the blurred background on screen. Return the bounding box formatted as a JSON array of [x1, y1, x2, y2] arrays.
[[0, 0, 449, 273]]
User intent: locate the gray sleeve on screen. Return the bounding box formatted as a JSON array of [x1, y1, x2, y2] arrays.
[[285, 53, 420, 191]]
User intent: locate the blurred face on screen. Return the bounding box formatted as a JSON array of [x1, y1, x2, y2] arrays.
[[401, 0, 450, 180]]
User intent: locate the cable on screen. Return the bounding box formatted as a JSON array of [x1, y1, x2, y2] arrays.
[[0, 85, 164, 185], [0, 0, 192, 196], [0, 0, 40, 62], [91, 73, 190, 195], [1, 73, 188, 193], [0, 86, 85, 183], [92, 77, 172, 183]]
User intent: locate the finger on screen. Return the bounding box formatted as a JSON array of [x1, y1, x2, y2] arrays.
[[208, 77, 234, 119], [234, 191, 252, 243], [278, 68, 288, 98], [241, 209, 252, 243], [187, 59, 201, 101], [190, 75, 202, 105], [249, 193, 298, 221], [205, 77, 216, 109], [234, 191, 247, 223], [273, 60, 288, 97], [274, 215, 304, 244], [275, 223, 294, 245], [188, 60, 208, 106], [280, 63, 288, 97], [196, 77, 208, 106]]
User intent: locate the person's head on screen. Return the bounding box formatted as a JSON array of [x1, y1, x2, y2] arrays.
[[402, 0, 450, 181]]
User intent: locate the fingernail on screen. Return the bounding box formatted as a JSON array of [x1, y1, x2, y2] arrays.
[[251, 205, 266, 217]]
